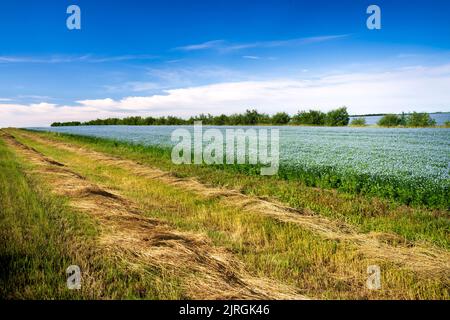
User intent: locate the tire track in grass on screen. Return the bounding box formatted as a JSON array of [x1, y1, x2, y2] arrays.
[[1, 131, 308, 300], [11, 129, 450, 278]]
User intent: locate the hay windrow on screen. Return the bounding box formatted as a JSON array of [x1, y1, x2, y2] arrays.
[[1, 130, 308, 300]]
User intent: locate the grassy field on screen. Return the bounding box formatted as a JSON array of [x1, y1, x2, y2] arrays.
[[0, 135, 186, 299], [1, 128, 449, 299]]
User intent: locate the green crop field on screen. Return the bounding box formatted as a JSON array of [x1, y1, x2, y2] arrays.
[[33, 125, 450, 209]]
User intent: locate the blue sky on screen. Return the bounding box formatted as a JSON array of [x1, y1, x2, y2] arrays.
[[1, 0, 450, 126]]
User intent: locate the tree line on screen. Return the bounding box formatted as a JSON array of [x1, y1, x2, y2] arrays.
[[376, 112, 437, 127], [51, 107, 350, 127], [348, 112, 442, 127]]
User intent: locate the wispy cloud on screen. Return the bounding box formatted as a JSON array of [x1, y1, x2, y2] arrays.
[[242, 55, 279, 61], [103, 81, 161, 93], [17, 94, 54, 100], [397, 53, 420, 59], [0, 54, 157, 64], [102, 66, 243, 93], [242, 55, 261, 60], [175, 34, 349, 53], [145, 66, 244, 87], [225, 35, 350, 52], [85, 55, 157, 63], [0, 96, 54, 103], [175, 40, 225, 51]]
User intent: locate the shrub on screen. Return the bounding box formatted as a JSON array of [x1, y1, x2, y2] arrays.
[[243, 109, 259, 125], [325, 107, 350, 126], [405, 112, 436, 127], [291, 110, 326, 125], [50, 121, 81, 127], [271, 112, 291, 125], [350, 117, 366, 126], [306, 110, 326, 125], [291, 108, 349, 126], [444, 120, 450, 128], [378, 114, 402, 127]]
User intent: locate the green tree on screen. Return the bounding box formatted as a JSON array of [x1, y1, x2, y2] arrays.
[[143, 117, 156, 125], [257, 113, 271, 124], [212, 114, 228, 125], [350, 117, 366, 126], [291, 111, 308, 125], [271, 112, 291, 125], [325, 107, 349, 126], [405, 112, 436, 127], [308, 110, 326, 125], [378, 114, 402, 127], [166, 116, 185, 125], [243, 109, 259, 125], [291, 110, 326, 125], [399, 112, 407, 126]]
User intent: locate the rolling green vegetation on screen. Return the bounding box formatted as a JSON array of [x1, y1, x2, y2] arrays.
[[377, 112, 437, 127], [51, 107, 350, 127], [19, 129, 450, 248]]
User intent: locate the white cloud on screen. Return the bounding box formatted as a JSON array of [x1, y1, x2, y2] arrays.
[[242, 56, 261, 60], [175, 40, 225, 51], [175, 35, 349, 52], [224, 35, 350, 52], [145, 66, 244, 87], [0, 54, 156, 64], [17, 95, 54, 100], [103, 82, 161, 93], [76, 98, 116, 109], [2, 64, 450, 127]]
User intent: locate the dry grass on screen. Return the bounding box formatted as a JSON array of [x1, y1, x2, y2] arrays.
[[1, 130, 307, 300], [0, 134, 186, 299]]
